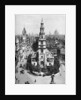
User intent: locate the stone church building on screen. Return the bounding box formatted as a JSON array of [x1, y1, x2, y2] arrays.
[[31, 19, 54, 68]]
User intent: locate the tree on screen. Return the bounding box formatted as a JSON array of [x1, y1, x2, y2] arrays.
[[46, 65, 54, 75], [54, 56, 60, 74], [35, 52, 39, 61], [57, 48, 60, 58], [26, 54, 32, 70], [32, 39, 38, 52]]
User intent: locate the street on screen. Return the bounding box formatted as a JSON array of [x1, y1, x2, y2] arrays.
[[15, 64, 65, 84]]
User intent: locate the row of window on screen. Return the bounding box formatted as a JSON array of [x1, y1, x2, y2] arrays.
[[39, 41, 46, 45], [38, 45, 46, 48]]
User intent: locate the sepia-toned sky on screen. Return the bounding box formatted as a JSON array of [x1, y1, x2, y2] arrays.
[[15, 14, 66, 35]]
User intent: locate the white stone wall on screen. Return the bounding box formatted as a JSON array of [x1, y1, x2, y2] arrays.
[[38, 41, 46, 45], [31, 61, 37, 66], [46, 62, 54, 66]]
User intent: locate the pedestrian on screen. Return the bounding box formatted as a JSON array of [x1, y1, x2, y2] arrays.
[[34, 79, 36, 83], [50, 74, 55, 84]]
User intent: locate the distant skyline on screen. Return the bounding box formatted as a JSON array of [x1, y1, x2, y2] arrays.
[[15, 14, 66, 35]]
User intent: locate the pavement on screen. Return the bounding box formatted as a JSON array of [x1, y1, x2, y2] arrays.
[[15, 64, 65, 84]]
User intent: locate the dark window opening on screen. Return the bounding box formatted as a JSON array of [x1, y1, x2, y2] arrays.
[[41, 61, 44, 65], [41, 41, 43, 44], [41, 49, 43, 53]]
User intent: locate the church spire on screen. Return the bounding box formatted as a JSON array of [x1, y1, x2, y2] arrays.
[[40, 18, 44, 35], [41, 18, 43, 23]]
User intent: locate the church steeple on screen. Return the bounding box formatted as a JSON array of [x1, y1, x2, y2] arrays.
[[40, 18, 44, 35], [38, 19, 46, 67], [41, 18, 43, 23]]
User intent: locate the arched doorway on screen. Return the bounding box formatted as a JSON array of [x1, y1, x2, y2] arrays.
[[41, 61, 44, 66]]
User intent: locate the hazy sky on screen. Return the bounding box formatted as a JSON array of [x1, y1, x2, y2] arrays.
[[15, 14, 65, 35]]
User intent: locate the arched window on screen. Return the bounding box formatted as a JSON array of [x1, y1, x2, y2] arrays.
[[41, 41, 43, 44], [41, 49, 43, 53]]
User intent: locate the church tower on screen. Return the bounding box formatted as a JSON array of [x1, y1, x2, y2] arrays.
[[38, 19, 46, 68]]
